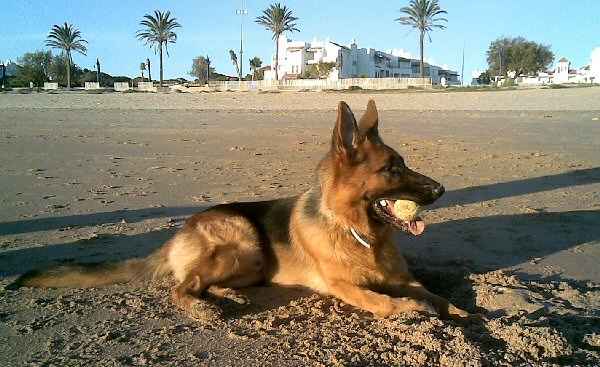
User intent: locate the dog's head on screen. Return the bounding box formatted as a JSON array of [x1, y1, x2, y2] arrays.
[[321, 100, 444, 236]]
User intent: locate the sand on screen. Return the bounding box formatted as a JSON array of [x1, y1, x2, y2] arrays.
[[1, 86, 600, 111], [1, 89, 600, 366]]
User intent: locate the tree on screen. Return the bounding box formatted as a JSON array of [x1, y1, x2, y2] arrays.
[[11, 51, 52, 89], [140, 62, 146, 80], [395, 0, 447, 78], [136, 10, 181, 87], [45, 22, 88, 89], [80, 69, 114, 87], [249, 56, 263, 80], [255, 3, 300, 81], [48, 53, 83, 87], [302, 61, 336, 79], [229, 50, 241, 80], [486, 37, 554, 77], [189, 56, 214, 84], [476, 71, 491, 85]]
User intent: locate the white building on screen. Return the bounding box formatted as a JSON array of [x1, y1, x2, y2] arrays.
[[515, 48, 600, 86], [265, 36, 459, 84]]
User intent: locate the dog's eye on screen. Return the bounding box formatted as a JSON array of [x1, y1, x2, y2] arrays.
[[380, 164, 403, 176]]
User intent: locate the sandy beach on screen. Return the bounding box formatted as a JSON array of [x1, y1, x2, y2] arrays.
[[1, 88, 600, 366]]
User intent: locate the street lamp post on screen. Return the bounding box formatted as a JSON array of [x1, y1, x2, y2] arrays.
[[236, 1, 248, 81]]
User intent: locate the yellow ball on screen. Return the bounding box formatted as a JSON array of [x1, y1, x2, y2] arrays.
[[393, 200, 420, 221]]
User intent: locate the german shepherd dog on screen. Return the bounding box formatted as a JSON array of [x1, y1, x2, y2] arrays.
[[10, 100, 470, 321]]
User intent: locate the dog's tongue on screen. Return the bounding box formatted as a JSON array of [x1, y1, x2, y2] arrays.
[[408, 220, 425, 235]]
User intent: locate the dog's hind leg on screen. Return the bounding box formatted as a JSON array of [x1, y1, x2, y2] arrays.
[[168, 214, 264, 322]]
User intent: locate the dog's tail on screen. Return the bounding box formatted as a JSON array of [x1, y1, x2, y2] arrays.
[[7, 247, 170, 289]]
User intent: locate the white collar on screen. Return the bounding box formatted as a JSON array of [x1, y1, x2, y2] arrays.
[[350, 227, 371, 249]]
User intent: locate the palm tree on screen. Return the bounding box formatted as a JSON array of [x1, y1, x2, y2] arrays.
[[395, 0, 447, 78], [146, 58, 152, 82], [45, 22, 88, 89], [136, 10, 181, 87], [229, 50, 240, 80], [249, 56, 263, 80], [255, 3, 299, 81]]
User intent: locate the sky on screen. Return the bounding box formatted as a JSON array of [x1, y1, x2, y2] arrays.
[[1, 0, 599, 81]]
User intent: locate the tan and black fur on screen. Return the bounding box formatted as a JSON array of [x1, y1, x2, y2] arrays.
[[10, 100, 470, 320]]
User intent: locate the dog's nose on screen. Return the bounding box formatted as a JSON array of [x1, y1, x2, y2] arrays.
[[432, 184, 445, 198]]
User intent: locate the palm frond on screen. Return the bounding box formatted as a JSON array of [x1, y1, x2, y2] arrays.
[[395, 0, 447, 41], [255, 3, 300, 40], [45, 22, 88, 55], [136, 9, 181, 55]]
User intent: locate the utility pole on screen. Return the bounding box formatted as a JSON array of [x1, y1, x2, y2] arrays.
[[236, 0, 248, 81], [461, 44, 465, 86]]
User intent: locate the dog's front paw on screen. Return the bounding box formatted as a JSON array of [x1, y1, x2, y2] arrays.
[[449, 309, 487, 324], [391, 297, 438, 316]]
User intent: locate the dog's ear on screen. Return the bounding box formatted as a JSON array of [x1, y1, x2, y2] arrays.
[[332, 101, 361, 160], [358, 99, 381, 143]]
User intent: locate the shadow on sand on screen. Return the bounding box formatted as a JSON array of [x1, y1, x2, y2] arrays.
[[0, 206, 207, 236], [435, 166, 600, 209]]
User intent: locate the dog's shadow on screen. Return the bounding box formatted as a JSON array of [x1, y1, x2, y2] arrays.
[[400, 209, 600, 311]]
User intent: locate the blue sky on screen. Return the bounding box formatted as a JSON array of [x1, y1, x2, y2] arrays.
[[1, 0, 599, 80]]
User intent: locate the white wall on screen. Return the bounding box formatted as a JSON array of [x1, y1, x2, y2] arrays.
[[209, 77, 431, 91]]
